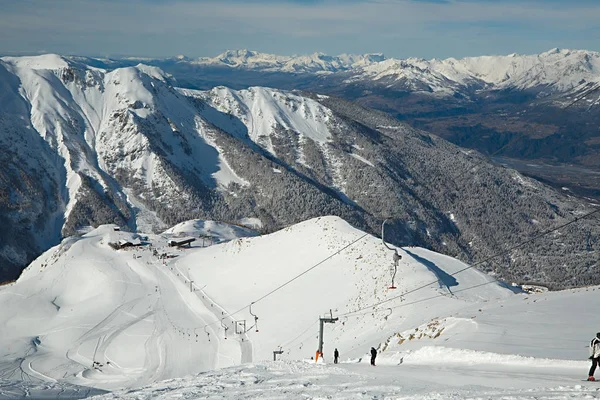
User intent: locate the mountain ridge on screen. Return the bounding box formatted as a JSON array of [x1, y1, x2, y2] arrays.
[[1, 54, 599, 290]]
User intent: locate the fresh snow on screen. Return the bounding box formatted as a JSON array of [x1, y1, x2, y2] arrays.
[[193, 49, 385, 73], [189, 48, 600, 96], [162, 219, 259, 243], [192, 86, 332, 152], [1, 216, 600, 398], [185, 86, 333, 156]]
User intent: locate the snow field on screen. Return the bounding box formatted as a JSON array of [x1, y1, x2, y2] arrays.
[[0, 216, 599, 399]]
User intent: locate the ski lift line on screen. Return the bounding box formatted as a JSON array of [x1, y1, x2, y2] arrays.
[[278, 319, 320, 349], [342, 279, 498, 319], [249, 302, 259, 332], [338, 206, 600, 318], [178, 232, 371, 333], [251, 232, 370, 306], [381, 218, 401, 289]]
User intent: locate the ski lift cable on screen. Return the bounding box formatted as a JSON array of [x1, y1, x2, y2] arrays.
[[279, 319, 320, 349], [251, 232, 370, 306], [189, 232, 370, 332], [343, 279, 499, 319], [338, 206, 600, 318]]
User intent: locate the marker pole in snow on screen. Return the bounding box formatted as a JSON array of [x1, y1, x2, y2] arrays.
[[381, 218, 401, 289], [189, 280, 194, 293], [318, 310, 338, 359]]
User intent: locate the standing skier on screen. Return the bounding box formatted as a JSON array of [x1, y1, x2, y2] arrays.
[[334, 348, 339, 364], [370, 347, 377, 366], [589, 333, 600, 381]]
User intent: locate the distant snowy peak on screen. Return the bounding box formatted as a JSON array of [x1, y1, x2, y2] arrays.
[[194, 49, 386, 73], [193, 48, 600, 94], [354, 48, 600, 94]]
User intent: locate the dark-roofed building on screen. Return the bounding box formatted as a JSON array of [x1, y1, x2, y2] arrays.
[[168, 237, 196, 248]]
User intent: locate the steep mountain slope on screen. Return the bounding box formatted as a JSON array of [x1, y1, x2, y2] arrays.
[[94, 49, 600, 199], [0, 54, 599, 289]]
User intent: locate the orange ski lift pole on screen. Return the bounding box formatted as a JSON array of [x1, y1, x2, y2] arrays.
[[381, 218, 402, 289], [220, 319, 229, 339], [249, 302, 259, 332]]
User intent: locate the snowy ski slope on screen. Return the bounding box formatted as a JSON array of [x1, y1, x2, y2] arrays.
[[0, 216, 599, 399]]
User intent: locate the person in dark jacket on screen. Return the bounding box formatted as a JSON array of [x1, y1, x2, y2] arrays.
[[334, 348, 339, 364], [589, 332, 600, 381], [370, 347, 377, 366]]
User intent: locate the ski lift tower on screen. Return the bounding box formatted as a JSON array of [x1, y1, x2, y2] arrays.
[[273, 347, 284, 361], [318, 310, 338, 358]]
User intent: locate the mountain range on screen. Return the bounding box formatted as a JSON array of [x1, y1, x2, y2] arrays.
[[1, 53, 599, 289], [76, 48, 600, 200]]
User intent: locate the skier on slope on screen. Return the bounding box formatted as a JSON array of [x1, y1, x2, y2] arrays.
[[370, 347, 377, 366], [588, 332, 600, 381], [334, 348, 339, 364]]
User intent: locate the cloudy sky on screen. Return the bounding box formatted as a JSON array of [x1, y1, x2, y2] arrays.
[[2, 0, 600, 59]]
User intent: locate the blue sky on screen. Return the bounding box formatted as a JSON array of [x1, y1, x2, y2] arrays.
[[1, 0, 599, 59]]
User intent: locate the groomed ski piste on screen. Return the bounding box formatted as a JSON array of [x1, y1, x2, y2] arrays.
[[0, 216, 599, 399]]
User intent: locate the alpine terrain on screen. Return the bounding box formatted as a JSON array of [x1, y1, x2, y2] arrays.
[[0, 54, 599, 291], [96, 48, 600, 199]]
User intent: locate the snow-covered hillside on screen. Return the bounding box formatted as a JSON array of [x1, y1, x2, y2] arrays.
[[1, 216, 599, 399]]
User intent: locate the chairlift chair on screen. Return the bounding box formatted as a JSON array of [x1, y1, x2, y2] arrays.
[[382, 218, 401, 289], [249, 302, 259, 332], [221, 319, 229, 339]]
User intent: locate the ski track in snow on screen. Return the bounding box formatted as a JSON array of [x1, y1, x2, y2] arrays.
[[87, 361, 600, 400], [1, 217, 600, 399]]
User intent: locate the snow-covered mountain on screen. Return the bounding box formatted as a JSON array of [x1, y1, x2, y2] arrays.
[[350, 48, 600, 96], [1, 54, 599, 290], [0, 216, 599, 398], [192, 49, 386, 73], [144, 48, 600, 96]]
